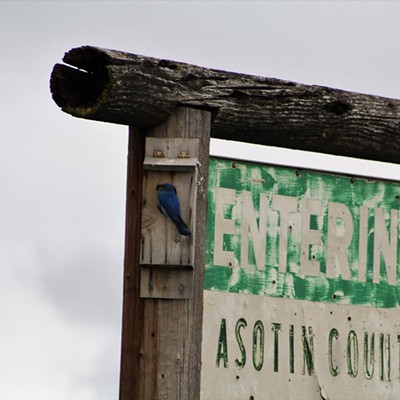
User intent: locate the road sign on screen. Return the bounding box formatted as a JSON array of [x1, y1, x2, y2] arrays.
[[201, 157, 400, 399]]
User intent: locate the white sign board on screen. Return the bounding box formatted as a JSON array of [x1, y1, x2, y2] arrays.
[[201, 158, 400, 399]]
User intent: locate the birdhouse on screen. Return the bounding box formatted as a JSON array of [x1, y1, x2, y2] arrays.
[[140, 137, 200, 299]]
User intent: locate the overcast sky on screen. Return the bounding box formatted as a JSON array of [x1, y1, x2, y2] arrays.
[[2, 1, 400, 399]]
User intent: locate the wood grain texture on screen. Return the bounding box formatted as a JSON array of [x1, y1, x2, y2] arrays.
[[119, 128, 149, 399], [140, 170, 194, 266], [140, 137, 199, 299], [119, 108, 211, 399], [50, 45, 400, 164]]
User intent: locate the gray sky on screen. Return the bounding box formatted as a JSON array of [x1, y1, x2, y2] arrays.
[[2, 1, 400, 399]]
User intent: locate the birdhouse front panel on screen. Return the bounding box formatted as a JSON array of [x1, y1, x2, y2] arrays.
[[141, 169, 195, 267], [140, 137, 199, 299]]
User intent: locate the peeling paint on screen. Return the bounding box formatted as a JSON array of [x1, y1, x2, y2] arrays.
[[205, 158, 400, 308]]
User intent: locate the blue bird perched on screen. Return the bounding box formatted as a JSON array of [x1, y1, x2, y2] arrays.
[[156, 183, 191, 236]]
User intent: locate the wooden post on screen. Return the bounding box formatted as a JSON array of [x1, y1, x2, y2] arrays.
[[119, 107, 211, 399]]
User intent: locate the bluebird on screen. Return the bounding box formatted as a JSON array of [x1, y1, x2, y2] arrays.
[[156, 182, 191, 236]]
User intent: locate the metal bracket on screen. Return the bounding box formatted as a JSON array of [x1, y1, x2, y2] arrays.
[[143, 137, 199, 171]]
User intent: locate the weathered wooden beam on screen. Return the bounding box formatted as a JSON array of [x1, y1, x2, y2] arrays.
[[50, 45, 400, 163]]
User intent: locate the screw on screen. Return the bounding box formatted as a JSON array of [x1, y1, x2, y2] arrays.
[[175, 235, 181, 243]]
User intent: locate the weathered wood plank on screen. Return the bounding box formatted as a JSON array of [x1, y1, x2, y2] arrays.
[[119, 108, 211, 399], [147, 108, 210, 399], [119, 127, 147, 399], [140, 266, 194, 300], [50, 45, 400, 163], [140, 169, 194, 266]]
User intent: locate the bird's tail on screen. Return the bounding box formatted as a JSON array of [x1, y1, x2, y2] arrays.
[[175, 217, 191, 236]]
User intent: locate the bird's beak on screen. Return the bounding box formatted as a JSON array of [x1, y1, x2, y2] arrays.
[[156, 184, 161, 191]]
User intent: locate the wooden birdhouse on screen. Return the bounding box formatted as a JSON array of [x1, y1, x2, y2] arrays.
[[140, 137, 200, 299]]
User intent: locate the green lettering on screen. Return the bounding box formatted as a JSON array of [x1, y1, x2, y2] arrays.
[[234, 318, 247, 370], [216, 318, 228, 368], [253, 320, 264, 371], [397, 335, 400, 380], [328, 328, 339, 376], [347, 330, 358, 378], [271, 323, 281, 372], [363, 332, 374, 380], [289, 324, 294, 374], [379, 333, 391, 381], [302, 326, 314, 375]]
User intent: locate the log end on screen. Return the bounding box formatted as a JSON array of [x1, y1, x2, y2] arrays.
[[49, 45, 175, 126], [50, 46, 120, 123], [51, 63, 106, 106]]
